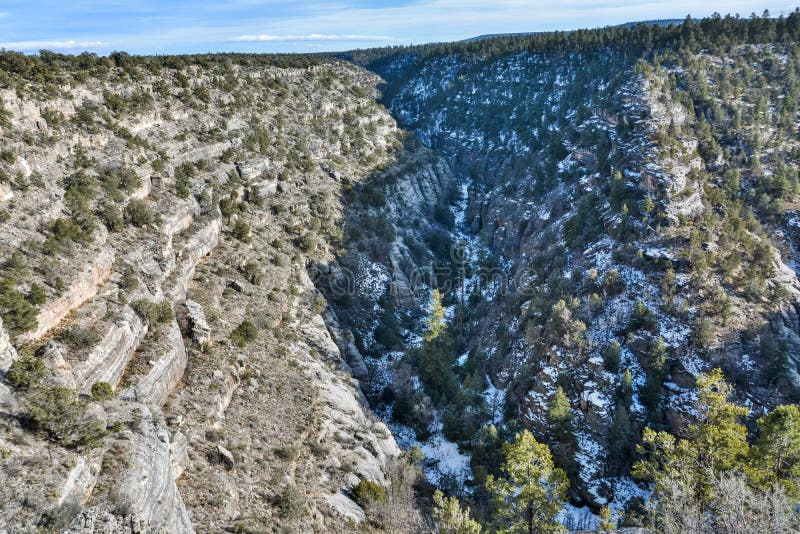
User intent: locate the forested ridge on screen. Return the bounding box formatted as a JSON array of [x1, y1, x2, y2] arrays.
[[326, 9, 800, 533], [2, 8, 800, 534]]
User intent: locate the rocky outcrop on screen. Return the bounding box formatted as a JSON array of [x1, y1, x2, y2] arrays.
[[19, 249, 115, 343], [0, 183, 12, 202], [72, 306, 148, 394], [40, 340, 78, 389], [0, 316, 17, 373], [106, 404, 193, 533], [167, 218, 221, 302], [170, 431, 189, 479], [1, 57, 417, 533], [204, 365, 241, 432], [325, 491, 367, 524], [178, 299, 212, 348], [57, 454, 102, 509], [121, 319, 187, 406]]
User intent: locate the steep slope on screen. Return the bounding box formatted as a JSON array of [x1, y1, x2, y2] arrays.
[[343, 16, 800, 524], [0, 54, 429, 532]]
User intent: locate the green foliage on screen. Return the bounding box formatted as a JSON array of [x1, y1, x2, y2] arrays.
[[130, 299, 174, 324], [628, 301, 658, 333], [601, 269, 624, 296], [374, 300, 403, 350], [98, 166, 141, 201], [62, 170, 97, 215], [59, 326, 100, 349], [547, 385, 578, 485], [90, 381, 114, 402], [598, 506, 615, 532], [631, 364, 800, 527], [24, 386, 107, 448], [414, 296, 457, 406], [124, 199, 157, 227], [433, 489, 483, 534], [276, 484, 305, 520], [486, 430, 568, 534], [548, 386, 572, 440], [607, 404, 635, 476], [470, 424, 505, 489], [0, 278, 39, 337], [352, 479, 388, 508], [26, 283, 46, 306], [174, 162, 195, 199], [425, 289, 447, 342], [690, 317, 715, 347], [0, 98, 11, 129], [230, 320, 258, 347], [641, 337, 669, 420], [298, 231, 318, 252], [231, 220, 250, 242], [6, 352, 45, 389], [751, 405, 800, 499], [98, 203, 124, 231], [42, 216, 95, 254], [602, 340, 621, 373]]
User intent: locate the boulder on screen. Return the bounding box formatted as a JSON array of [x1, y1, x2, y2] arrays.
[[183, 300, 212, 348], [0, 183, 12, 202], [325, 491, 366, 525], [209, 444, 235, 470], [39, 341, 77, 389]]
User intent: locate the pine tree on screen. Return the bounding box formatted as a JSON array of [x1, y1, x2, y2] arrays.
[[751, 404, 800, 499], [432, 489, 483, 534], [425, 288, 447, 341], [617, 368, 633, 407], [548, 386, 572, 440], [416, 288, 457, 403], [598, 506, 615, 532], [602, 340, 621, 373], [607, 403, 634, 475], [689, 368, 749, 475], [486, 430, 568, 534], [633, 368, 750, 510]]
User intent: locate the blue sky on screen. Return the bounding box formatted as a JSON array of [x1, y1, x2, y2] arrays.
[[0, 1, 798, 55]]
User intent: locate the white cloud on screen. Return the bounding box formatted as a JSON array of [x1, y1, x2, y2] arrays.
[[0, 39, 106, 51], [233, 33, 394, 42]]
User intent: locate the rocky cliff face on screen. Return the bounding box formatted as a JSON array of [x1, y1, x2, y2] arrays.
[[0, 57, 429, 532], [4, 29, 800, 534], [357, 42, 800, 518]]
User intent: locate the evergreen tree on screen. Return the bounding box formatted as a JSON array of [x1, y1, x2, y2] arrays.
[[602, 340, 621, 373], [426, 288, 448, 341], [751, 404, 800, 499], [617, 368, 633, 407], [486, 430, 568, 534], [598, 506, 615, 532], [415, 288, 457, 403], [432, 489, 483, 534], [633, 368, 750, 511], [548, 386, 573, 440], [607, 403, 634, 475]]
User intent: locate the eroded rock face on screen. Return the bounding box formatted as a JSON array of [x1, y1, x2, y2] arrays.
[[72, 306, 148, 394], [0, 58, 417, 533], [121, 319, 187, 406], [0, 316, 17, 373], [85, 403, 194, 533], [19, 249, 115, 344], [180, 299, 212, 348]]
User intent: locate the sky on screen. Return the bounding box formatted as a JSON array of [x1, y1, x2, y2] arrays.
[[0, 1, 799, 55]]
